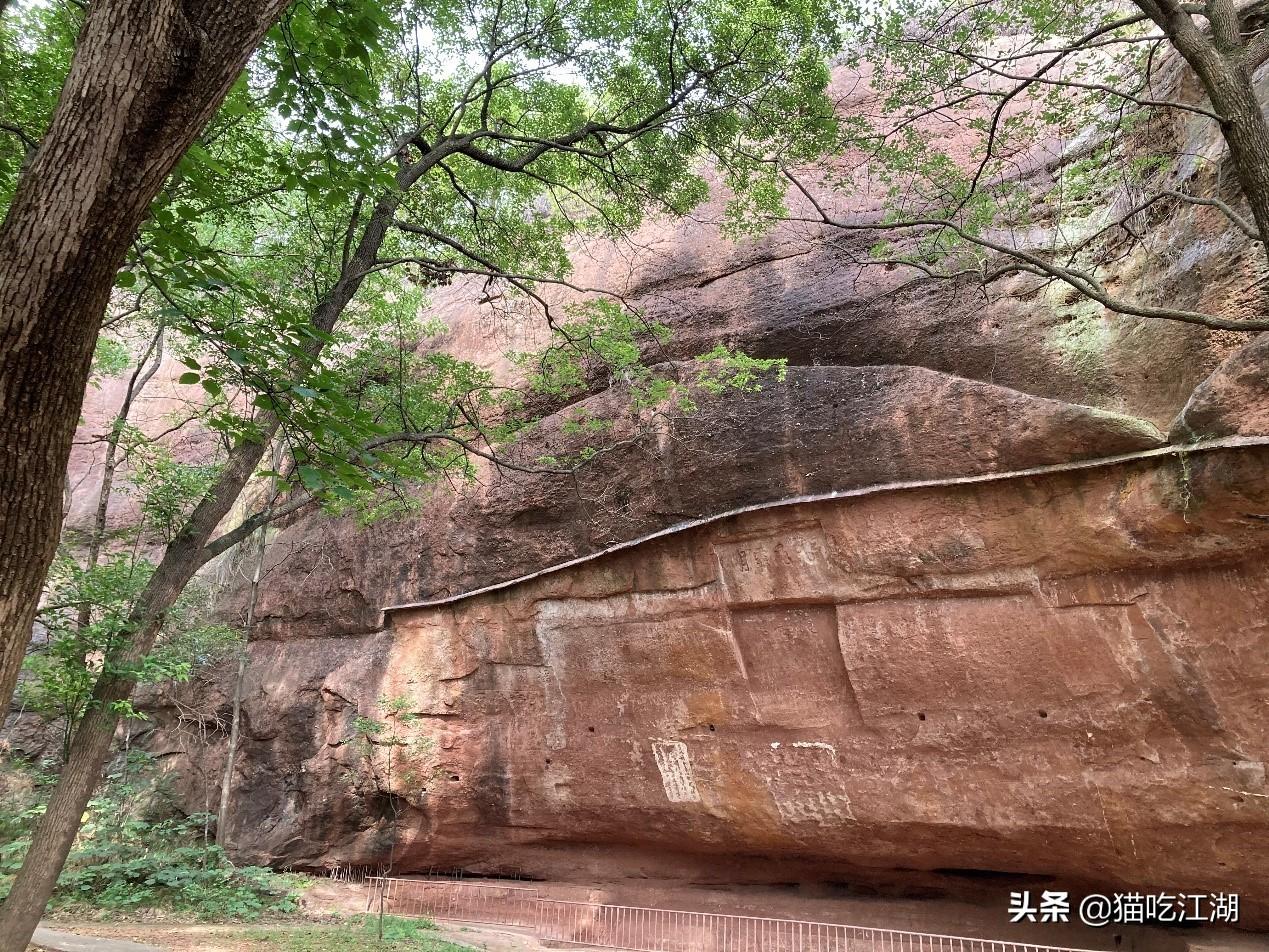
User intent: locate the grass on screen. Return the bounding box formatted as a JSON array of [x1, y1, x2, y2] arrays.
[[237, 914, 477, 952]]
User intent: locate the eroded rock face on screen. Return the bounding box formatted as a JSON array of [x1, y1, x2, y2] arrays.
[[98, 59, 1269, 930], [1173, 333, 1269, 439], [229, 365, 1168, 641], [192, 443, 1269, 925]]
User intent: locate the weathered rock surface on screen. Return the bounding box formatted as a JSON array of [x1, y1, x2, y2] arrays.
[[1173, 333, 1269, 439], [231, 365, 1167, 641], [50, 59, 1269, 934], [171, 443, 1269, 929]]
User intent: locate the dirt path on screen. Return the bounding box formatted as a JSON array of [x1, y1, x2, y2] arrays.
[[27, 880, 575, 952], [29, 919, 575, 952], [31, 925, 166, 952]]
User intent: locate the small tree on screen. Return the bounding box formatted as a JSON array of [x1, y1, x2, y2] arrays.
[[350, 695, 435, 941], [17, 556, 236, 765]]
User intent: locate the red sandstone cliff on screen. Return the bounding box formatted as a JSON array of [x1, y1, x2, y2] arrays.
[[34, 61, 1269, 936]]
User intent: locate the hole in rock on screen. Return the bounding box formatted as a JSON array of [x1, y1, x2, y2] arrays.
[[587, 726, 595, 733], [916, 712, 926, 721], [369, 791, 412, 821], [708, 724, 716, 732], [544, 758, 552, 765], [449, 774, 460, 782], [1038, 710, 1048, 718]]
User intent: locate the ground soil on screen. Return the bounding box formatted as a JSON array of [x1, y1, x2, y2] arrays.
[[27, 879, 1269, 952], [27, 881, 560, 952]]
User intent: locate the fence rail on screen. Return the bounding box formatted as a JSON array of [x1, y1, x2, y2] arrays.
[[365, 877, 1105, 952]]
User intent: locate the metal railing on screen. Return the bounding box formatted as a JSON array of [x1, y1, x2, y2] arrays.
[[367, 876, 540, 928], [365, 877, 1105, 952]]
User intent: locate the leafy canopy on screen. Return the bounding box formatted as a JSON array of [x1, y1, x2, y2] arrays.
[[6, 0, 841, 750], [91, 0, 842, 513]]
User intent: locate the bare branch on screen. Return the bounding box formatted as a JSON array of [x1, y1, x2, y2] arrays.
[[782, 168, 1269, 331], [364, 431, 574, 476]]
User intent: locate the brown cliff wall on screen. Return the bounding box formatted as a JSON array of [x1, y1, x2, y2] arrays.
[[185, 440, 1269, 924], [68, 59, 1269, 931]]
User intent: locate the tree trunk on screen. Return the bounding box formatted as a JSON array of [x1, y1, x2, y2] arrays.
[[1136, 1, 1269, 252], [215, 448, 279, 848], [1197, 64, 1269, 251], [0, 191, 400, 952], [0, 429, 270, 950], [0, 0, 290, 719]]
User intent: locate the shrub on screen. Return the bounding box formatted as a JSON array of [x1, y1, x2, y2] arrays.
[[0, 755, 301, 920]]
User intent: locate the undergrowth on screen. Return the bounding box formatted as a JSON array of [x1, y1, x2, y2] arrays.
[[241, 914, 471, 952], [0, 752, 303, 920]]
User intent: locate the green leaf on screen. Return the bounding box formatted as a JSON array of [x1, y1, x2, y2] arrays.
[[296, 465, 324, 491]]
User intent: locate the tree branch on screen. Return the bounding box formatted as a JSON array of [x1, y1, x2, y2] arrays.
[[782, 168, 1269, 331], [200, 491, 318, 564]]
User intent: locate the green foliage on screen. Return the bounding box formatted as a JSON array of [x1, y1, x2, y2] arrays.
[[517, 301, 782, 410], [1, 0, 846, 928], [0, 2, 79, 206], [515, 301, 788, 467], [241, 915, 467, 952], [836, 0, 1186, 281], [22, 554, 243, 760], [53, 840, 298, 920], [350, 695, 435, 791], [516, 300, 672, 402], [5, 0, 844, 536], [90, 336, 132, 383], [693, 345, 787, 395], [0, 756, 301, 920], [21, 554, 153, 758], [124, 442, 222, 542], [8, 0, 840, 801], [121, 0, 835, 501]]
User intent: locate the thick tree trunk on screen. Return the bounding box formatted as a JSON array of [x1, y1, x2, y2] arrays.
[[0, 430, 271, 951], [0, 0, 290, 719], [0, 192, 399, 952], [1197, 66, 1269, 250]]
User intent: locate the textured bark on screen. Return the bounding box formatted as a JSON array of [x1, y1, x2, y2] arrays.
[[0, 186, 398, 952], [0, 0, 291, 726], [1135, 0, 1269, 253]]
